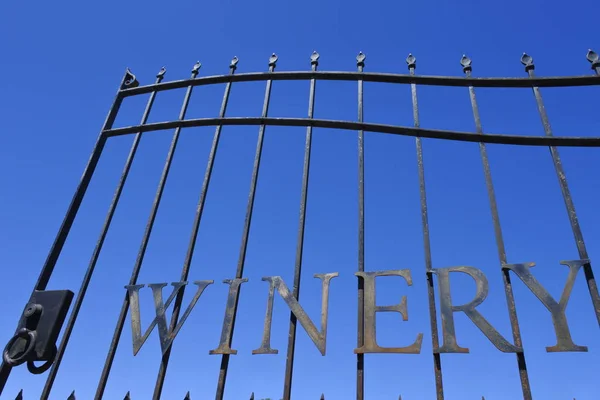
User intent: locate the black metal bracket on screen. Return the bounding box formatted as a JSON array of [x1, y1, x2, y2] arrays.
[[3, 290, 73, 374]]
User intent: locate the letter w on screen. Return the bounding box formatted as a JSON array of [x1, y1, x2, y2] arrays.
[[126, 281, 213, 356]]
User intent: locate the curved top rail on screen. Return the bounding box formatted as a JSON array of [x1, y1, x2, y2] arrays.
[[103, 117, 600, 147], [119, 71, 600, 97]]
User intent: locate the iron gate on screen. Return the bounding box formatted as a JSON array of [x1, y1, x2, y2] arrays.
[[2, 50, 600, 399]]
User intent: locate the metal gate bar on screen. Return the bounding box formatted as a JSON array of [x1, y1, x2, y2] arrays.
[[2, 51, 600, 400]]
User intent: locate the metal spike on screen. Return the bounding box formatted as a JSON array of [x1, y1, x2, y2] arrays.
[[121, 68, 139, 89], [67, 390, 76, 400], [586, 49, 598, 63], [311, 50, 320, 65], [406, 53, 416, 68], [269, 53, 279, 66], [156, 66, 167, 79], [249, 392, 254, 400], [192, 61, 202, 74], [520, 52, 534, 70], [356, 51, 366, 66], [123, 391, 131, 400], [398, 396, 402, 400], [460, 54, 472, 71], [184, 391, 191, 400], [15, 389, 23, 400], [230, 56, 239, 68], [320, 394, 325, 400]]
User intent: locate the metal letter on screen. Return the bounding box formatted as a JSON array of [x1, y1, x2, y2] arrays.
[[504, 260, 588, 352], [125, 280, 213, 356], [434, 266, 521, 353], [354, 270, 423, 354], [209, 278, 249, 355], [253, 273, 338, 356]]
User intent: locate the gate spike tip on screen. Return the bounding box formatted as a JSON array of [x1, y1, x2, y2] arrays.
[[67, 390, 76, 400], [15, 389, 23, 400], [123, 391, 131, 400], [184, 391, 191, 400], [356, 51, 366, 66], [406, 53, 416, 68], [460, 54, 472, 70], [156, 66, 167, 79], [192, 61, 201, 74], [311, 51, 320, 64], [398, 396, 402, 400], [320, 394, 325, 400], [249, 392, 254, 400], [269, 53, 279, 66], [230, 56, 239, 68], [520, 52, 534, 70]]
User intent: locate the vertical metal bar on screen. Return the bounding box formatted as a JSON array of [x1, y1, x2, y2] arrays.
[[94, 62, 202, 400], [521, 53, 600, 326], [0, 68, 136, 396], [406, 53, 444, 400], [282, 51, 320, 400], [214, 54, 278, 400], [355, 51, 366, 400], [461, 55, 532, 400], [41, 68, 167, 400], [152, 57, 239, 399]]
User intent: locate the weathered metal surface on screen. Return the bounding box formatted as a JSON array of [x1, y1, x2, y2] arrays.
[[462, 55, 532, 400], [354, 270, 423, 354], [2, 50, 599, 400]]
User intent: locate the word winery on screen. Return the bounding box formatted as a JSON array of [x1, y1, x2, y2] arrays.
[[128, 260, 595, 357], [2, 50, 600, 400]]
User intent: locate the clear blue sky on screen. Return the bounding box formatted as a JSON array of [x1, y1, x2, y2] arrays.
[[1, 0, 600, 399]]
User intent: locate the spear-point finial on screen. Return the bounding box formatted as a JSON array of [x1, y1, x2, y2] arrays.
[[230, 56, 239, 69], [67, 390, 76, 400], [320, 393, 325, 400], [482, 396, 486, 400], [192, 61, 202, 74], [249, 392, 254, 400], [398, 395, 402, 400], [406, 53, 416, 69], [156, 66, 167, 79], [521, 52, 535, 71], [311, 50, 320, 65], [460, 54, 472, 72], [123, 391, 131, 400], [269, 53, 278, 67], [121, 68, 139, 90], [184, 391, 191, 400], [356, 51, 366, 67], [586, 49, 599, 68], [15, 389, 23, 400]]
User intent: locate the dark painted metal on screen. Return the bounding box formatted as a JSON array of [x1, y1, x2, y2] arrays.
[[214, 54, 278, 400], [522, 53, 600, 327], [2, 290, 73, 376], [15, 389, 22, 400], [407, 53, 444, 400], [40, 67, 167, 400], [67, 390, 76, 400], [3, 52, 598, 400], [356, 51, 366, 400], [282, 51, 319, 400], [104, 118, 600, 147], [0, 68, 135, 396], [120, 71, 600, 97], [462, 55, 532, 400], [95, 63, 201, 400], [152, 57, 238, 400]]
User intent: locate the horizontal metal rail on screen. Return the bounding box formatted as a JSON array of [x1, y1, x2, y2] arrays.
[[120, 71, 600, 97], [104, 117, 600, 147]]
